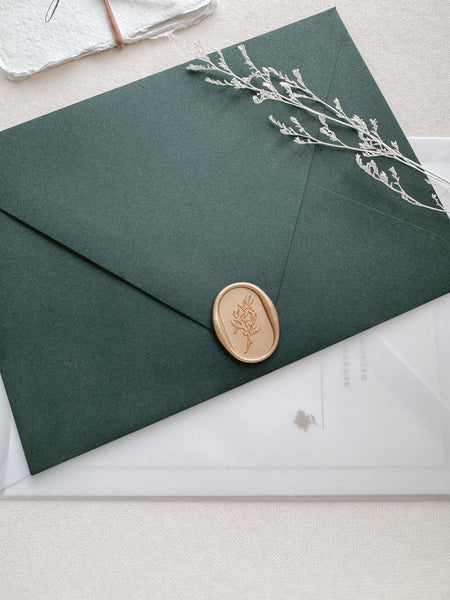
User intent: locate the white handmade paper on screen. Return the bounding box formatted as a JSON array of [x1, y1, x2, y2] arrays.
[[0, 0, 216, 80]]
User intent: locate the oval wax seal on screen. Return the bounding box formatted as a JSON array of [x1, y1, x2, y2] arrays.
[[212, 282, 280, 363]]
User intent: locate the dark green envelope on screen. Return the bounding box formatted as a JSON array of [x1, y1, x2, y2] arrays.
[[1, 9, 449, 474]]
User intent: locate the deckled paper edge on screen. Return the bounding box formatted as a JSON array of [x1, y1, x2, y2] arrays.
[[1, 0, 216, 81]]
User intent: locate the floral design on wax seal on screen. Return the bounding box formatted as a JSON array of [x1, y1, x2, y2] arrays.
[[213, 283, 279, 363], [231, 295, 260, 354]]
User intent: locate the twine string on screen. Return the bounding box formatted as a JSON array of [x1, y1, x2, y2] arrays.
[[103, 0, 125, 48]]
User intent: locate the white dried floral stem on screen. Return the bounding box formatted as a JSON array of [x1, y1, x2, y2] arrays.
[[356, 155, 445, 212], [269, 115, 371, 153], [277, 114, 443, 184], [357, 127, 449, 184], [210, 49, 449, 186], [207, 48, 424, 167], [355, 120, 450, 187], [330, 117, 449, 186], [392, 154, 449, 185], [188, 44, 449, 212], [194, 49, 352, 129], [307, 98, 444, 181], [198, 53, 428, 174]]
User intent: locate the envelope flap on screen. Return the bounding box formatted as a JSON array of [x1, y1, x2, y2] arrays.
[[0, 10, 345, 328], [2, 9, 450, 477], [307, 32, 450, 237]]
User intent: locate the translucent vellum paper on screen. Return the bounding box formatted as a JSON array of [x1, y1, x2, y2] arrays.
[[1, 138, 449, 498]]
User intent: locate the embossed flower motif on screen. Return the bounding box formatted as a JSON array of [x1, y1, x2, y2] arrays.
[[231, 295, 260, 354]]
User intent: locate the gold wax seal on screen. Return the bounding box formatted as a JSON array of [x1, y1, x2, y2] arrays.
[[212, 283, 280, 363]]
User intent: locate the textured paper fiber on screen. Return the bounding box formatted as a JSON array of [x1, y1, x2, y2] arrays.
[[0, 0, 216, 80]]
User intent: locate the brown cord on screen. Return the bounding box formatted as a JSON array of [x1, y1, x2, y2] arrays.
[[103, 0, 125, 48]]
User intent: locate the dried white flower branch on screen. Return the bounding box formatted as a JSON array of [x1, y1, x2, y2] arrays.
[[188, 43, 449, 213]]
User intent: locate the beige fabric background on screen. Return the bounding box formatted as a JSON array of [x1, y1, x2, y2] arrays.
[[0, 1, 449, 598]]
